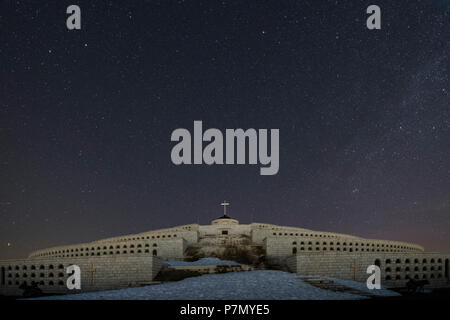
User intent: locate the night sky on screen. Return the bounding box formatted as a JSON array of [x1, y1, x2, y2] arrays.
[[1, 0, 449, 259]]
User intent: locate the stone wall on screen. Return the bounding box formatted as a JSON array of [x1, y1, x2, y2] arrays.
[[198, 235, 251, 246], [287, 252, 450, 288], [264, 236, 423, 265], [157, 238, 187, 259], [199, 224, 251, 238], [0, 255, 163, 296], [29, 237, 188, 260]]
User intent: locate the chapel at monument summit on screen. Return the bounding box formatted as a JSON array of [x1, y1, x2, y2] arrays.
[[1, 203, 449, 296]]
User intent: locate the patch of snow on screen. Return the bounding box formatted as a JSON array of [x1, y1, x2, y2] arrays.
[[165, 257, 241, 267], [327, 277, 401, 297]]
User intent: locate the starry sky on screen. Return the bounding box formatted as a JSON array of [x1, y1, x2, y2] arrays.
[[1, 0, 449, 259]]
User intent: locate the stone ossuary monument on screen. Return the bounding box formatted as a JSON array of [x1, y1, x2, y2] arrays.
[[1, 202, 449, 296]]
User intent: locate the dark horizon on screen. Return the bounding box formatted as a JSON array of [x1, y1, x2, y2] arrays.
[[1, 0, 449, 260]]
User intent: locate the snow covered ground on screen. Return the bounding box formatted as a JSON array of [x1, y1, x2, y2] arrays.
[[32, 270, 399, 300], [164, 257, 241, 267], [328, 277, 400, 297]]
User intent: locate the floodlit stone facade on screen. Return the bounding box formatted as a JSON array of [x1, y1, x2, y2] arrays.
[[287, 252, 450, 288], [0, 255, 162, 296], [1, 214, 449, 296]]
